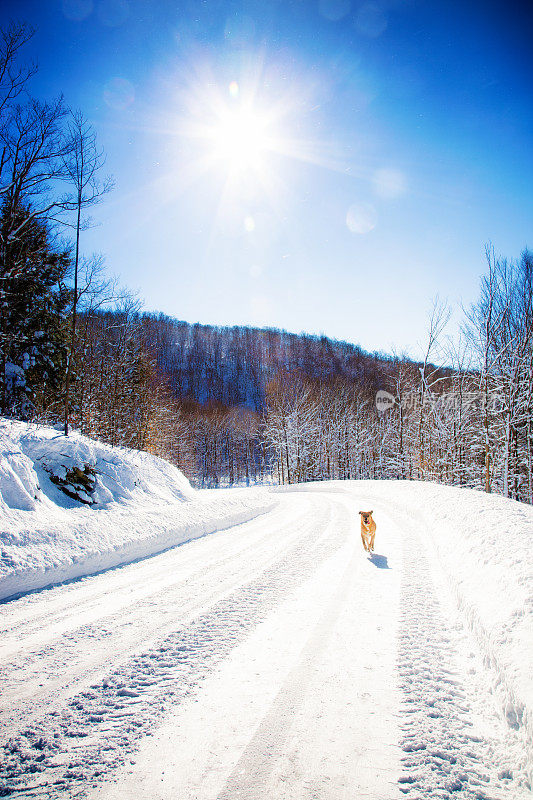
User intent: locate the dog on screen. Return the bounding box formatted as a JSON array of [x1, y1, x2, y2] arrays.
[[359, 510, 376, 553]]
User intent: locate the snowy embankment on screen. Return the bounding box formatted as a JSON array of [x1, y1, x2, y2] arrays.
[[0, 420, 274, 602]]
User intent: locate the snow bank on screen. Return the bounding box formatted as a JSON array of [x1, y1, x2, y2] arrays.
[[411, 484, 532, 741], [0, 420, 274, 601], [0, 420, 195, 512]]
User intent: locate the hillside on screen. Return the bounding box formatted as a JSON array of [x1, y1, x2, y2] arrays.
[[55, 306, 532, 504], [141, 314, 400, 411]]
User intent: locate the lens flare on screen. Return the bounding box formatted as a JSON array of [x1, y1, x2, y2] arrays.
[[346, 202, 377, 234]]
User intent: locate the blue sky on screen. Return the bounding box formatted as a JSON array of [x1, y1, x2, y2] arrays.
[[3, 0, 532, 356]]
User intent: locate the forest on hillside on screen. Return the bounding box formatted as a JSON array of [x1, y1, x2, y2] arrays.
[[1, 22, 532, 503]]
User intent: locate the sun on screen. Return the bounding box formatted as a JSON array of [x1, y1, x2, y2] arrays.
[[208, 106, 272, 174], [175, 73, 316, 203]]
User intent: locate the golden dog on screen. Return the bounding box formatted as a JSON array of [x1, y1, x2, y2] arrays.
[[359, 510, 376, 553]]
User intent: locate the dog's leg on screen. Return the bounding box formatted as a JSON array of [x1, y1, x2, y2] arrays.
[[370, 532, 375, 552], [361, 532, 368, 552]]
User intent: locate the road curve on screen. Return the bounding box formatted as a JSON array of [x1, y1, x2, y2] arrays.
[[0, 485, 528, 799]]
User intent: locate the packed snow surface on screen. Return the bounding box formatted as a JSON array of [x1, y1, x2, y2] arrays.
[[0, 427, 531, 799]]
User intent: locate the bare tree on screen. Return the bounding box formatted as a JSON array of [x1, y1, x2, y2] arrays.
[[61, 110, 112, 434], [0, 22, 37, 193], [417, 297, 450, 477]]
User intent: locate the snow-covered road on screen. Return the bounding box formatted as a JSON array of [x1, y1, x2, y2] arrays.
[[0, 484, 530, 799]]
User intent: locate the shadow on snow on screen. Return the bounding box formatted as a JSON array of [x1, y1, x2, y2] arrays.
[[368, 553, 390, 569]]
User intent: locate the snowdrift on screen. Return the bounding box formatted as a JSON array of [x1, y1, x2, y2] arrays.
[[0, 420, 274, 601]]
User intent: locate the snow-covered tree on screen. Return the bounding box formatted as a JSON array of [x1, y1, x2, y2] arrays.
[[0, 201, 70, 416]]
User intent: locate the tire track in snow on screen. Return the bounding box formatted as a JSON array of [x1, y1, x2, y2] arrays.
[[0, 498, 346, 798], [397, 522, 518, 800], [0, 497, 307, 717], [215, 504, 357, 800], [0, 500, 282, 652]]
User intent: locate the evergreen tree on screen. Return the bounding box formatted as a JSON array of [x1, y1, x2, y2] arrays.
[[0, 201, 71, 417]]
